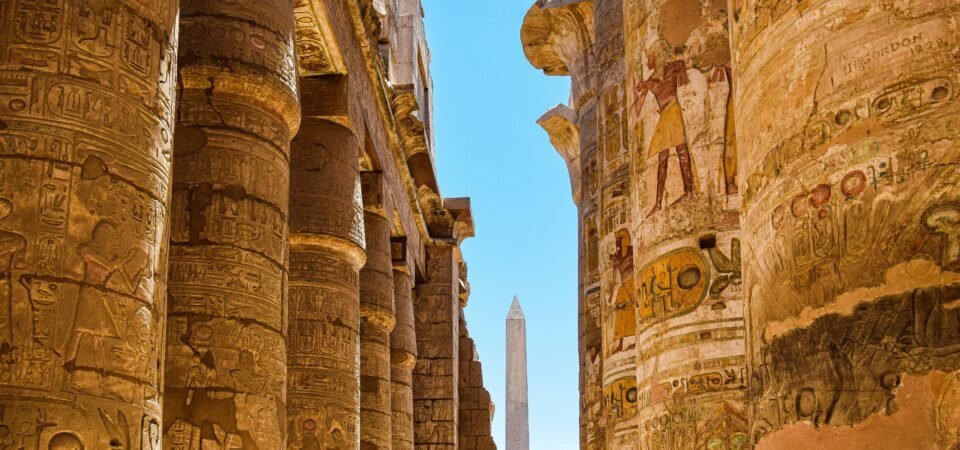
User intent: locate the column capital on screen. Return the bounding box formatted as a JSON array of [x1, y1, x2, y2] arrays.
[[521, 0, 596, 107], [538, 105, 582, 206]]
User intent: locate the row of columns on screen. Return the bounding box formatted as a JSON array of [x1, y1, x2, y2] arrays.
[[0, 1, 471, 448]]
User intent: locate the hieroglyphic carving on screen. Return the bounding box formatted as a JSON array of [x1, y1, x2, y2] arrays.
[[164, 0, 299, 447], [579, 97, 607, 450], [0, 0, 177, 447], [293, 0, 345, 76], [636, 247, 709, 329], [753, 284, 960, 441]]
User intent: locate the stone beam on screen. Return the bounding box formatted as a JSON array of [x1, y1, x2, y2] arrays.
[[294, 0, 347, 75], [538, 104, 582, 205]]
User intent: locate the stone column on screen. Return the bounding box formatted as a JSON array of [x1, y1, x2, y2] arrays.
[[163, 0, 299, 447], [286, 118, 366, 449], [359, 172, 396, 450], [730, 0, 960, 447], [622, 0, 749, 448], [0, 1, 178, 447], [391, 254, 417, 449], [414, 243, 460, 448], [459, 310, 496, 450]]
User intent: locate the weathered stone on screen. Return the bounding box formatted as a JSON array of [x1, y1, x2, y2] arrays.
[[360, 172, 396, 450], [731, 0, 960, 446], [414, 244, 460, 447]]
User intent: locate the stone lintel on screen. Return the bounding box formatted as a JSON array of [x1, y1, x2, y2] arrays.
[[301, 74, 351, 127]]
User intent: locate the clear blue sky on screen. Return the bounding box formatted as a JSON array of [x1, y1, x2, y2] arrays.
[[422, 2, 579, 448]]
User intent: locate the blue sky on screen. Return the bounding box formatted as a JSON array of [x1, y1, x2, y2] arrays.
[[422, 2, 579, 448]]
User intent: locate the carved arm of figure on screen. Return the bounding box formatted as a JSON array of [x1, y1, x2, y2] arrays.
[[632, 77, 659, 115], [115, 247, 152, 294]]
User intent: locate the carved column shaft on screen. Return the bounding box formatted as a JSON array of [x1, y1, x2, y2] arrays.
[[623, 0, 748, 448], [731, 0, 960, 446], [286, 118, 366, 449], [414, 243, 460, 447], [359, 183, 396, 449], [0, 1, 178, 447], [391, 267, 417, 449], [163, 0, 299, 447]]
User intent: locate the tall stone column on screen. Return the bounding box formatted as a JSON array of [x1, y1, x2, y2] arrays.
[[391, 252, 417, 449], [623, 0, 748, 448], [286, 118, 366, 449], [163, 0, 299, 447], [414, 243, 460, 448], [0, 1, 178, 447], [730, 0, 960, 447], [359, 172, 396, 450]]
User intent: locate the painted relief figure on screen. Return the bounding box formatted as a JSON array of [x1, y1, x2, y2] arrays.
[[608, 229, 636, 355], [0, 198, 25, 353], [635, 58, 693, 216], [714, 65, 738, 195]]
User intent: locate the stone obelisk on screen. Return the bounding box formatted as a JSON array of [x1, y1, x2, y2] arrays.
[[507, 295, 530, 450]]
